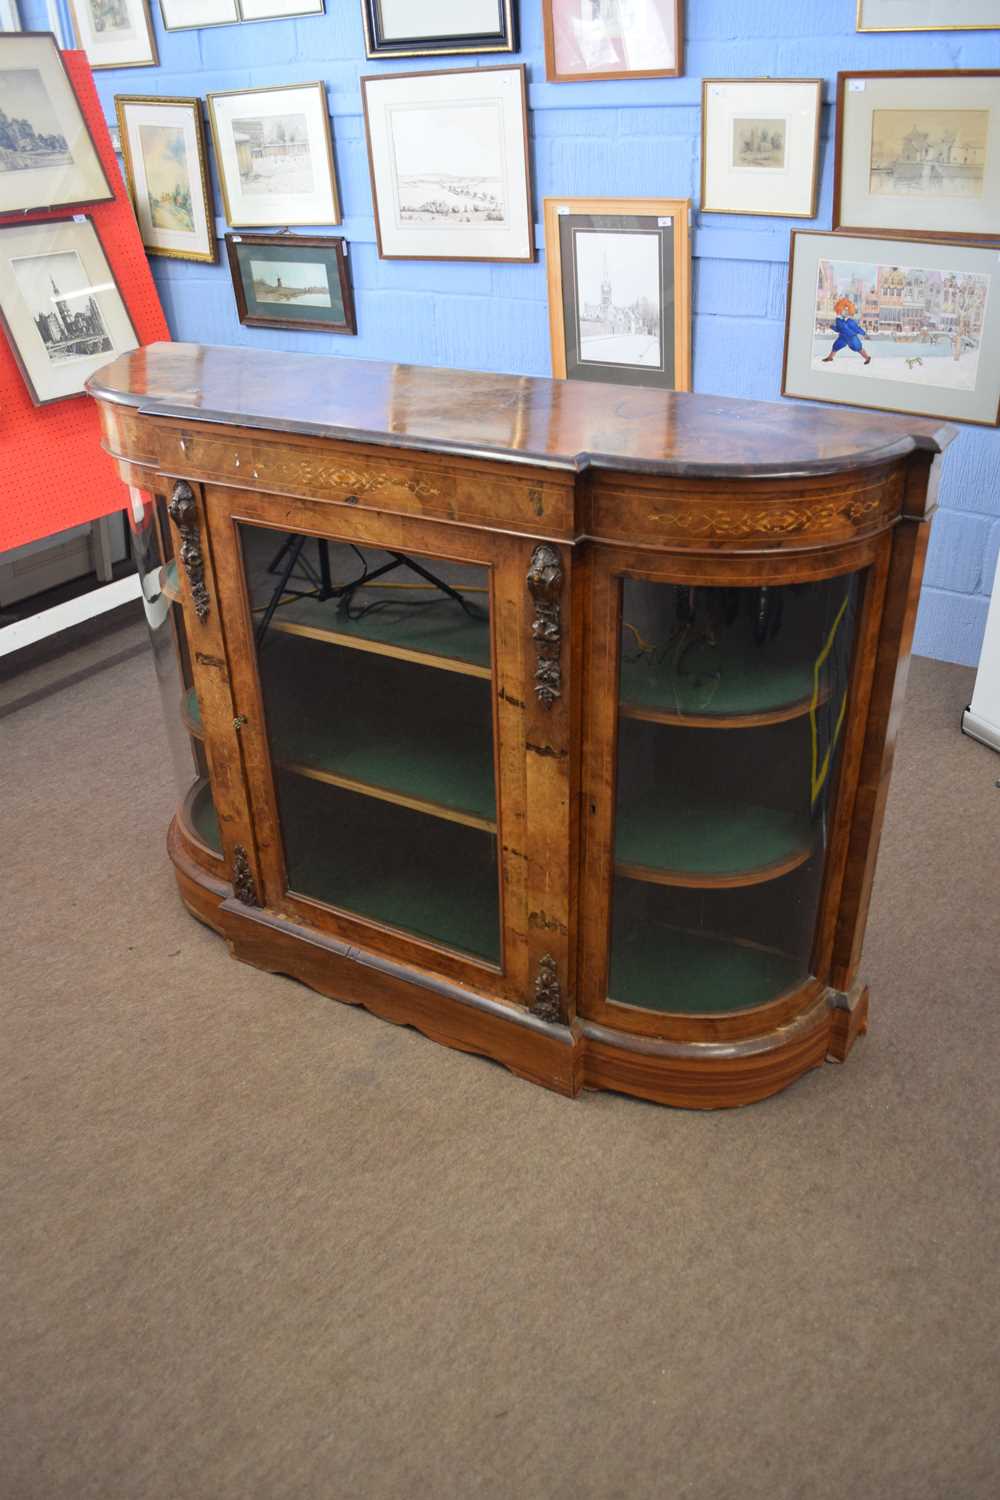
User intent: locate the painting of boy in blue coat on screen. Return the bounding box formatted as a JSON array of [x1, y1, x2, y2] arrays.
[[822, 297, 872, 366]]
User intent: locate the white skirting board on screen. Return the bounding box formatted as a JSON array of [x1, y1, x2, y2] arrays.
[[962, 550, 1000, 755], [0, 574, 141, 659]]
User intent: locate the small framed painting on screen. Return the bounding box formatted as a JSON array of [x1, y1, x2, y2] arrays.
[[159, 0, 239, 27], [835, 70, 1000, 242], [208, 82, 340, 228], [361, 0, 516, 57], [68, 0, 158, 68], [362, 65, 534, 263], [543, 0, 682, 82], [0, 216, 139, 405], [0, 1, 22, 31], [543, 196, 691, 391], [701, 78, 822, 219], [116, 96, 216, 263], [0, 32, 114, 216], [782, 230, 1000, 427], [225, 232, 355, 333], [858, 1, 1000, 30]]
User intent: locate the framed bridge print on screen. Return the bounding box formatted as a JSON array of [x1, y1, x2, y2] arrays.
[[835, 71, 1000, 242], [782, 229, 1000, 427], [68, 0, 158, 68], [701, 78, 822, 218], [362, 65, 533, 262], [361, 0, 516, 57], [858, 1, 1000, 29], [208, 81, 340, 228], [225, 232, 355, 333], [116, 96, 217, 263], [543, 196, 691, 391], [543, 0, 682, 82]]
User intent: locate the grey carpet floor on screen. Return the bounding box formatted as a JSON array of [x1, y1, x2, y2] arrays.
[[2, 606, 999, 1500]]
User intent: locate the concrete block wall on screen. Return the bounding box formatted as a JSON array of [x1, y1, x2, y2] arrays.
[[26, 0, 1000, 666]]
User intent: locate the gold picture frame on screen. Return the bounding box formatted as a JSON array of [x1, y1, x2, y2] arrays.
[[116, 95, 217, 264], [700, 77, 823, 219], [207, 81, 341, 230]]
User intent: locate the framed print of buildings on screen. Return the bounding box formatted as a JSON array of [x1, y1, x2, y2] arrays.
[[701, 78, 822, 218], [782, 230, 1000, 426], [208, 82, 340, 228], [543, 196, 692, 391], [362, 66, 534, 262], [362, 0, 516, 57], [68, 0, 158, 68], [835, 71, 1000, 241], [0, 32, 114, 215], [116, 96, 217, 263]]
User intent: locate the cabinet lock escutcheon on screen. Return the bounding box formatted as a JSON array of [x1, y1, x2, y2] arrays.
[[233, 714, 248, 731]]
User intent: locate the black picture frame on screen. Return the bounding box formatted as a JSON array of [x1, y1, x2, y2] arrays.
[[361, 0, 516, 58], [225, 232, 356, 334]]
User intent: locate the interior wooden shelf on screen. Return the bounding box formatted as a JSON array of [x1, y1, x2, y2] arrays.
[[265, 589, 492, 679], [614, 789, 814, 889], [181, 778, 222, 858], [619, 636, 826, 729], [608, 922, 805, 1016]]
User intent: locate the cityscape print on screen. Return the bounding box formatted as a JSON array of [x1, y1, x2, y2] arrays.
[[870, 109, 988, 199], [575, 229, 662, 367], [0, 70, 72, 174], [732, 117, 787, 170], [14, 250, 113, 364], [88, 0, 136, 34]]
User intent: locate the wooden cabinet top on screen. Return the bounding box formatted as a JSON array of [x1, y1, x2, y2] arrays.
[[89, 342, 956, 482]]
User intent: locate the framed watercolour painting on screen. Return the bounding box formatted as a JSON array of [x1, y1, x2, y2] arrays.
[[68, 0, 158, 68], [208, 82, 340, 228], [782, 230, 1000, 427], [543, 196, 691, 391], [225, 232, 355, 333], [543, 0, 682, 83], [858, 1, 1000, 29], [0, 32, 113, 216], [116, 96, 216, 263], [835, 71, 1000, 242], [362, 66, 533, 263], [701, 78, 822, 218], [0, 216, 139, 405], [362, 0, 515, 57]]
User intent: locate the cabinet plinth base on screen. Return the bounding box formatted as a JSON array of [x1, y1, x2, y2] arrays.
[[169, 819, 869, 1112]]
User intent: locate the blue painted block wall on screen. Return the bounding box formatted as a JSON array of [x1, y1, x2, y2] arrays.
[[28, 0, 1000, 666]]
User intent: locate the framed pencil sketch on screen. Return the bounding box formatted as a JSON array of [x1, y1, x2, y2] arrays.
[[362, 66, 534, 263], [116, 96, 216, 263], [208, 82, 340, 228], [543, 0, 682, 83], [0, 216, 139, 405], [159, 0, 239, 27], [543, 196, 691, 392], [225, 232, 355, 333], [701, 78, 822, 218], [0, 32, 114, 216], [782, 230, 1000, 427], [858, 1, 1000, 29], [361, 0, 516, 57], [835, 71, 1000, 242], [0, 1, 22, 32], [68, 0, 158, 68]]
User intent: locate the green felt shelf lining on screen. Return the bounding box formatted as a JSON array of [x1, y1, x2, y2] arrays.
[[615, 788, 813, 885], [267, 588, 492, 675], [609, 924, 805, 1015]]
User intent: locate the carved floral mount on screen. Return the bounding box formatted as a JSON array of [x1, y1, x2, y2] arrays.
[[527, 543, 563, 709], [531, 954, 562, 1024], [232, 845, 260, 907], [167, 480, 210, 623]]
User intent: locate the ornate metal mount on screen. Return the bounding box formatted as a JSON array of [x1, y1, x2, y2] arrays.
[[231, 845, 260, 908], [167, 480, 210, 623], [527, 543, 563, 709], [531, 953, 562, 1024]]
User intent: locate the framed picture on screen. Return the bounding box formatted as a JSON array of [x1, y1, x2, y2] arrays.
[[361, 0, 516, 57], [857, 1, 1000, 30], [116, 96, 216, 263], [159, 0, 239, 27], [0, 32, 114, 216], [67, 0, 158, 68], [782, 230, 1000, 427], [362, 65, 533, 263], [0, 1, 22, 32], [0, 215, 139, 405], [543, 0, 682, 83], [208, 82, 340, 228], [701, 78, 822, 219], [543, 196, 691, 391], [835, 70, 1000, 242], [238, 1, 324, 17], [225, 232, 355, 333]]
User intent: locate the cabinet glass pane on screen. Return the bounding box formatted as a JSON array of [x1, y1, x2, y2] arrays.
[[240, 524, 500, 964], [609, 575, 861, 1015]]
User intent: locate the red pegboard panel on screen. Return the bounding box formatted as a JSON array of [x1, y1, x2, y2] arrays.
[[0, 51, 170, 553]]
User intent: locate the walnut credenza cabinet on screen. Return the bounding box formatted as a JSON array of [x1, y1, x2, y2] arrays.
[[89, 343, 956, 1110]]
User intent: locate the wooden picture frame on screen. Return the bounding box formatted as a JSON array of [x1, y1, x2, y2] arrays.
[[0, 214, 139, 406], [116, 95, 217, 264], [543, 0, 682, 83], [361, 0, 515, 57], [781, 228, 1000, 428], [701, 78, 822, 219], [67, 0, 158, 68], [543, 196, 691, 392], [362, 65, 534, 264], [857, 0, 1000, 30], [225, 232, 356, 333], [834, 70, 1000, 243], [207, 81, 340, 229], [0, 32, 114, 216]]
